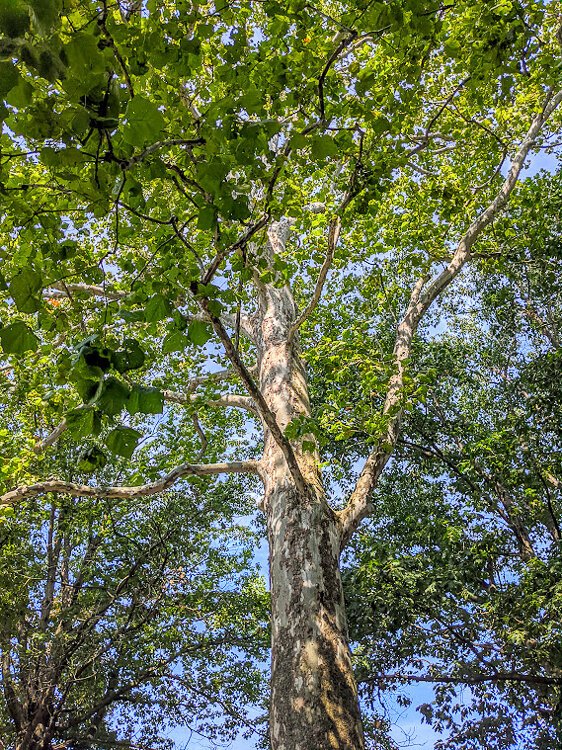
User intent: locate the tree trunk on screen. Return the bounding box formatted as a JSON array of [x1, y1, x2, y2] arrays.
[[15, 717, 51, 750], [255, 232, 365, 748], [266, 478, 365, 750]]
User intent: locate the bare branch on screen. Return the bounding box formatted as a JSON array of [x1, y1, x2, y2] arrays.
[[338, 89, 562, 549], [162, 390, 258, 415], [289, 216, 342, 338], [45, 283, 127, 301], [194, 290, 308, 494], [0, 461, 260, 506], [338, 275, 427, 548], [34, 418, 73, 454], [125, 138, 205, 169], [418, 89, 562, 314]]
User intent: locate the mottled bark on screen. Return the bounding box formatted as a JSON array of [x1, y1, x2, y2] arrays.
[[255, 224, 365, 749], [266, 480, 364, 750]]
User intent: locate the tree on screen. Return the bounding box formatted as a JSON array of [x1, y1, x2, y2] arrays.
[[0, 473, 269, 750], [343, 170, 562, 749], [1, 1, 562, 748]]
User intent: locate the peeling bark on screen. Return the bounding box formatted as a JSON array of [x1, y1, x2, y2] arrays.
[[255, 226, 365, 748], [266, 481, 364, 750]]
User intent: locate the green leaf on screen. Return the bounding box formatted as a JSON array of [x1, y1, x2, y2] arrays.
[[5, 77, 33, 107], [162, 330, 188, 353], [65, 408, 101, 439], [371, 116, 391, 134], [28, 0, 62, 33], [69, 356, 104, 403], [0, 1, 30, 37], [106, 426, 142, 459], [111, 339, 146, 373], [145, 294, 172, 323], [77, 445, 107, 472], [188, 319, 212, 346], [0, 61, 20, 97], [127, 385, 163, 415], [311, 135, 338, 159], [197, 206, 217, 231], [0, 322, 38, 354], [122, 95, 165, 146], [64, 32, 106, 77], [97, 377, 130, 416], [9, 269, 42, 313]]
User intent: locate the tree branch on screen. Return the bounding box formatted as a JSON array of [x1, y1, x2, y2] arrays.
[[162, 390, 258, 415], [338, 89, 562, 549], [361, 671, 562, 688], [288, 215, 342, 339], [45, 283, 127, 301], [194, 290, 308, 494], [33, 370, 257, 454], [0, 461, 260, 506]]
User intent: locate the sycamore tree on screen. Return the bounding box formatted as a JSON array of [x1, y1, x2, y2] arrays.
[[1, 1, 562, 749]]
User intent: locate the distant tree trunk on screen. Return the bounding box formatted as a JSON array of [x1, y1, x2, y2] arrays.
[[255, 223, 365, 749], [15, 713, 52, 750]]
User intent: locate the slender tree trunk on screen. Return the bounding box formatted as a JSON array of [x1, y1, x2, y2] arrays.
[[255, 235, 365, 749]]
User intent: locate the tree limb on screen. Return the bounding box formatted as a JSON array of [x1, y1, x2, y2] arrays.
[[338, 89, 562, 549], [45, 283, 127, 301], [288, 216, 342, 339], [194, 290, 308, 494], [162, 390, 258, 415], [0, 461, 260, 506]]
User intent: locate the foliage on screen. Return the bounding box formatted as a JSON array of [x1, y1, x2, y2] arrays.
[[343, 171, 562, 750], [0, 480, 269, 749], [1, 0, 562, 748]]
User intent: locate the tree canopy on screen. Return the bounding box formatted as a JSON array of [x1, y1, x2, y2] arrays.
[[1, 1, 562, 749]]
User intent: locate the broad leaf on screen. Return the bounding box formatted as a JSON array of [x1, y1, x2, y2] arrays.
[[9, 270, 42, 313], [0, 322, 38, 354], [127, 385, 163, 415], [106, 426, 142, 459]]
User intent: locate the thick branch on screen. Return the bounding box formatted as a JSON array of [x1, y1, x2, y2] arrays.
[[0, 461, 260, 506], [338, 89, 562, 549], [338, 276, 427, 548], [418, 89, 562, 314], [34, 418, 71, 453]]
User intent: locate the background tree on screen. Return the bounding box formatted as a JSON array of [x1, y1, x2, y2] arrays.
[[0, 464, 268, 750], [343, 170, 562, 750], [1, 2, 562, 749]]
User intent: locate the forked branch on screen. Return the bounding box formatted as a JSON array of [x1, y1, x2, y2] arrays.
[[195, 291, 308, 494]]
